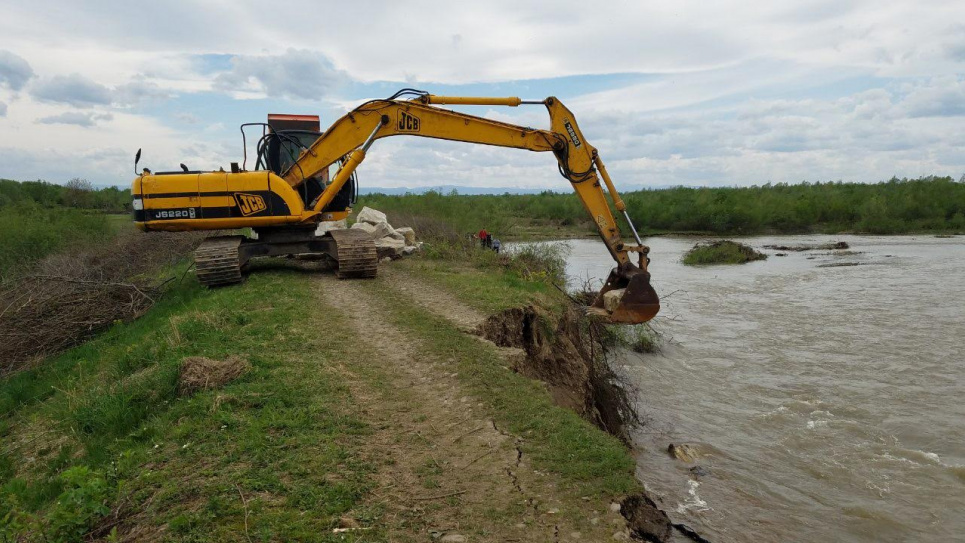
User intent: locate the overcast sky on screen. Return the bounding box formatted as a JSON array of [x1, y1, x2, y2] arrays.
[[1, 0, 963, 190]]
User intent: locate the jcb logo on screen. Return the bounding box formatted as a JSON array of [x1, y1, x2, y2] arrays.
[[398, 110, 421, 132], [235, 193, 267, 216]]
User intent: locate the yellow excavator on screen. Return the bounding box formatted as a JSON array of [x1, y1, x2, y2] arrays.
[[131, 89, 659, 323]]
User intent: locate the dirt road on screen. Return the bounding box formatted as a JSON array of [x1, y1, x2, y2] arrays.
[[315, 269, 632, 541]]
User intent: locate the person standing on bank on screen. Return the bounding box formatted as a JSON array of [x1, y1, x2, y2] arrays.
[[492, 238, 501, 253], [478, 228, 488, 248]]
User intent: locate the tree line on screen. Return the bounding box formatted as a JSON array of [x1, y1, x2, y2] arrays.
[[361, 176, 965, 236], [0, 178, 131, 213], [0, 179, 128, 280]]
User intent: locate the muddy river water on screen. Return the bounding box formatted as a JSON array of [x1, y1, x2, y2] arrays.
[[553, 235, 964, 542]]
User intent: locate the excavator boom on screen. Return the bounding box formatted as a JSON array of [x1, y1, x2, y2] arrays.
[[131, 89, 659, 323], [282, 91, 659, 323]]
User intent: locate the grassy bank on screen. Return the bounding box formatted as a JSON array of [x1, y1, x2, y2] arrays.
[[0, 178, 134, 281], [1, 267, 381, 540], [361, 176, 965, 238], [0, 204, 122, 280], [1, 247, 643, 539], [364, 275, 637, 494]]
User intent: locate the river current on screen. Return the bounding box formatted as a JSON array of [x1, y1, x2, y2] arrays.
[[553, 235, 964, 542]]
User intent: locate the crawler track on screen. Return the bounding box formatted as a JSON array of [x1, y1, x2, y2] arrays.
[[331, 229, 378, 279], [194, 236, 245, 287]]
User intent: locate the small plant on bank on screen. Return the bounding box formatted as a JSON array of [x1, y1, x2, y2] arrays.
[[45, 467, 113, 541], [682, 240, 767, 266], [1, 466, 116, 542], [598, 323, 661, 354], [503, 242, 570, 285]]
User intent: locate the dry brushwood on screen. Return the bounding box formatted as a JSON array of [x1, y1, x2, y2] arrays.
[[0, 230, 208, 375]]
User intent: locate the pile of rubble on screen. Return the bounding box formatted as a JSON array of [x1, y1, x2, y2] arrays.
[[317, 206, 421, 260]]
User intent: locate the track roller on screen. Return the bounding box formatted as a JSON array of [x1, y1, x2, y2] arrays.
[[194, 236, 246, 287], [331, 229, 378, 279]]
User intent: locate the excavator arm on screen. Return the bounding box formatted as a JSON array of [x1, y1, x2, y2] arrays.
[[284, 91, 659, 323]]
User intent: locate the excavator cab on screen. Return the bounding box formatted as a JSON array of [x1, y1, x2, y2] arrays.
[[261, 114, 357, 214]]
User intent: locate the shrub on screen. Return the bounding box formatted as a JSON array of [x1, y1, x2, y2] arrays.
[[45, 467, 113, 541], [359, 176, 965, 236], [504, 242, 570, 285], [682, 240, 767, 266], [598, 324, 661, 354]]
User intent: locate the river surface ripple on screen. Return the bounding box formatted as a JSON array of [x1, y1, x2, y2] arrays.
[[550, 234, 964, 543]]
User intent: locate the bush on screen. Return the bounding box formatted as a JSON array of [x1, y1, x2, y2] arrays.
[[598, 324, 660, 354], [45, 467, 113, 541], [359, 176, 965, 236], [682, 240, 767, 266], [504, 242, 570, 285], [0, 178, 130, 213]]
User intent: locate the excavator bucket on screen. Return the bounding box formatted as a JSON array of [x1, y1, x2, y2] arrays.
[[588, 263, 660, 324]]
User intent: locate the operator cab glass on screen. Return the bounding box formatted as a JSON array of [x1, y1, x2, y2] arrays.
[[262, 114, 356, 212]]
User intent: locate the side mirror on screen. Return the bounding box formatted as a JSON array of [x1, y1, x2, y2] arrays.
[[134, 148, 142, 175]]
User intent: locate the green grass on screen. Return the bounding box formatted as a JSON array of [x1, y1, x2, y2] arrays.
[[0, 265, 380, 541], [0, 203, 117, 279], [395, 254, 560, 315], [682, 240, 768, 266], [0, 207, 648, 540]]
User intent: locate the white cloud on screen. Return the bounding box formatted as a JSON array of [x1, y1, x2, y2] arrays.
[[0, 101, 6, 117], [0, 50, 34, 90], [213, 49, 348, 100], [113, 78, 173, 106], [36, 111, 113, 127], [175, 112, 200, 124], [900, 77, 965, 117], [31, 73, 112, 107], [4, 1, 964, 84]]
